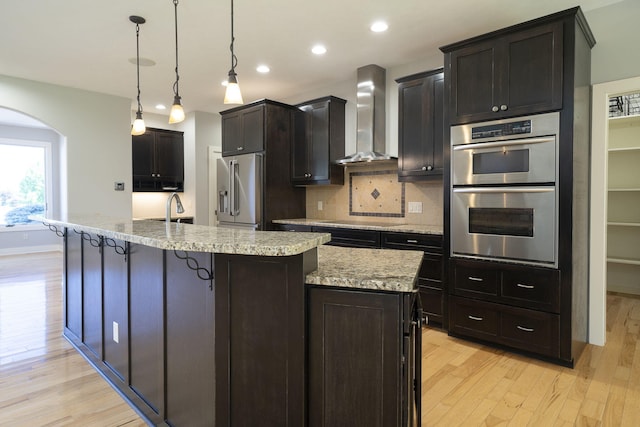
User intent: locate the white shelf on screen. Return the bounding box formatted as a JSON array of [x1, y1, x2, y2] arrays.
[[607, 257, 640, 266], [609, 188, 640, 192], [608, 222, 640, 227], [608, 146, 640, 153], [609, 114, 640, 128]]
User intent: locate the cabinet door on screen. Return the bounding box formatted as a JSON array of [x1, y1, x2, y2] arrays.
[[500, 22, 563, 117], [154, 131, 184, 181], [102, 238, 129, 383], [132, 131, 155, 179], [82, 233, 103, 359], [397, 70, 444, 180], [240, 104, 265, 154], [221, 111, 241, 156], [308, 287, 401, 427], [129, 244, 165, 417], [309, 102, 330, 181], [291, 108, 311, 181], [449, 40, 498, 123], [166, 251, 214, 427]]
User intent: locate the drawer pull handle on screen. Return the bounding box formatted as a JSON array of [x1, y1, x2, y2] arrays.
[[468, 276, 483, 282], [517, 283, 535, 289], [407, 239, 418, 244], [468, 315, 483, 321], [517, 326, 535, 332]]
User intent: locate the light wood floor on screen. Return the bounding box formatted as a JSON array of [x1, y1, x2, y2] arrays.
[[1, 252, 639, 426]]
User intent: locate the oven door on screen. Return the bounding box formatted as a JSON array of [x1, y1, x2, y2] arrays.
[[452, 136, 557, 186], [451, 186, 557, 266]]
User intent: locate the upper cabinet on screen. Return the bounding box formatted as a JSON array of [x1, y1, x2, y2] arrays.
[[444, 21, 563, 124], [221, 103, 265, 156], [396, 69, 444, 181], [132, 128, 184, 192], [292, 96, 345, 186]]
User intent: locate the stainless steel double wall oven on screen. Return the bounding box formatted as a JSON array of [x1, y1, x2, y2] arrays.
[[450, 112, 560, 266]]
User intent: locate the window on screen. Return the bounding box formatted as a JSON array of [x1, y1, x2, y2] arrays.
[[0, 139, 52, 229]]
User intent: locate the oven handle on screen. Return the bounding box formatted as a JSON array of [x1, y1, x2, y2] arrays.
[[453, 187, 555, 194], [452, 136, 555, 151]]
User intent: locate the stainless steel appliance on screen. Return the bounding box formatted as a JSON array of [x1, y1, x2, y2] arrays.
[[217, 153, 262, 229], [450, 112, 559, 266]]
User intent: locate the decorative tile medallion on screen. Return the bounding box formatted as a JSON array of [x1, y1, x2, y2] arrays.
[[349, 170, 405, 217]]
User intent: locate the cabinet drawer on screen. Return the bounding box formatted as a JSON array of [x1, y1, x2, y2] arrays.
[[381, 232, 442, 252], [453, 262, 499, 297], [272, 223, 312, 232], [500, 307, 559, 357], [450, 296, 498, 339], [313, 226, 381, 248], [418, 253, 443, 287], [418, 287, 443, 324], [501, 268, 560, 313]]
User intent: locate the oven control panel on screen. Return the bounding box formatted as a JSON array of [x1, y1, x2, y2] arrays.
[[471, 119, 532, 140]]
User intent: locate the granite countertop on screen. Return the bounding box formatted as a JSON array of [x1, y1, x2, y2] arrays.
[[273, 218, 443, 235], [39, 215, 330, 256], [306, 245, 422, 293]]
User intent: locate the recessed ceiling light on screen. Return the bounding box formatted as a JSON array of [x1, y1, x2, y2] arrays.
[[155, 104, 167, 110], [257, 65, 270, 73], [370, 21, 388, 33], [311, 44, 327, 55]]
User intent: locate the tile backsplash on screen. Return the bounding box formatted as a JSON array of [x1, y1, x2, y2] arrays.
[[305, 161, 443, 226]]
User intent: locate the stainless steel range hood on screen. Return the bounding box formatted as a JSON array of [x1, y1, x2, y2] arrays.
[[336, 64, 395, 164]]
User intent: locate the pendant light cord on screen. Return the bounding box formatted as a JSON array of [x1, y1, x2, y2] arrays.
[[173, 0, 180, 97], [135, 22, 143, 114], [229, 0, 238, 72]]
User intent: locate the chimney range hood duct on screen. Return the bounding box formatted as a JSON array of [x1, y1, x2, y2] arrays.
[[336, 64, 395, 164]]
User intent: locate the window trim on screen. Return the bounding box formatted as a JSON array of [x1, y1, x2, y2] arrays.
[[0, 137, 53, 232]]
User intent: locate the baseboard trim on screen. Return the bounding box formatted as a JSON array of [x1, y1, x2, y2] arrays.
[[0, 244, 63, 256]]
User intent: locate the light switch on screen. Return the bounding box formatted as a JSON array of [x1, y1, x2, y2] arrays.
[[408, 201, 423, 213], [317, 201, 323, 211]]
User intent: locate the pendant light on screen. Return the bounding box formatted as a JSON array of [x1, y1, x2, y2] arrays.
[[130, 15, 146, 136], [168, 0, 185, 124], [224, 0, 243, 104]]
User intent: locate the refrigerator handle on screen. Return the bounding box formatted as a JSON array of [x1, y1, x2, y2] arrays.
[[232, 159, 240, 216], [228, 159, 235, 216]]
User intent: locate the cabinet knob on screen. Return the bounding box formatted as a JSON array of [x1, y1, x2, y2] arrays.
[[500, 104, 508, 111], [237, 146, 244, 151], [421, 166, 427, 171], [492, 106, 499, 112], [427, 165, 433, 171]]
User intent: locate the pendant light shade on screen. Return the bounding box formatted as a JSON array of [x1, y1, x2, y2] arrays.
[[130, 15, 146, 136], [224, 0, 243, 104], [169, 0, 185, 124]]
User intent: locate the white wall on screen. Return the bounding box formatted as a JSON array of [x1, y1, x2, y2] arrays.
[[0, 75, 132, 218]]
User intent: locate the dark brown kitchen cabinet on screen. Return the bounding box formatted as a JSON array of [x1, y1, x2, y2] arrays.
[[132, 127, 184, 192], [292, 96, 345, 185], [215, 252, 309, 427], [381, 232, 446, 327], [308, 286, 420, 427], [444, 20, 563, 124], [166, 251, 215, 427], [396, 69, 444, 181], [82, 232, 103, 359], [221, 103, 265, 155], [102, 237, 129, 383], [313, 225, 381, 248], [129, 244, 165, 418], [64, 229, 82, 340]]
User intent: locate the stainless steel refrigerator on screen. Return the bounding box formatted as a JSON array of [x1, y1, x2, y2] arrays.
[[217, 153, 262, 229]]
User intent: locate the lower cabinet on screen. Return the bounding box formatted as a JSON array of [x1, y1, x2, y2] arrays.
[[64, 229, 83, 340], [449, 258, 561, 359], [307, 286, 420, 427], [82, 233, 103, 359], [215, 253, 308, 427], [166, 250, 215, 427]]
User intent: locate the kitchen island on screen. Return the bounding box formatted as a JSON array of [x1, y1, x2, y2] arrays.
[[41, 216, 423, 427]]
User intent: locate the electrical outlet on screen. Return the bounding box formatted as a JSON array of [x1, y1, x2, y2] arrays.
[[317, 201, 323, 211], [114, 182, 125, 191], [113, 321, 119, 343], [408, 201, 423, 213]]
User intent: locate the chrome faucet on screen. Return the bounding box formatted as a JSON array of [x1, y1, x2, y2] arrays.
[[166, 192, 184, 223]]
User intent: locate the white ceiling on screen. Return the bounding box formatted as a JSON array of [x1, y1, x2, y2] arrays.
[[0, 0, 620, 123]]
